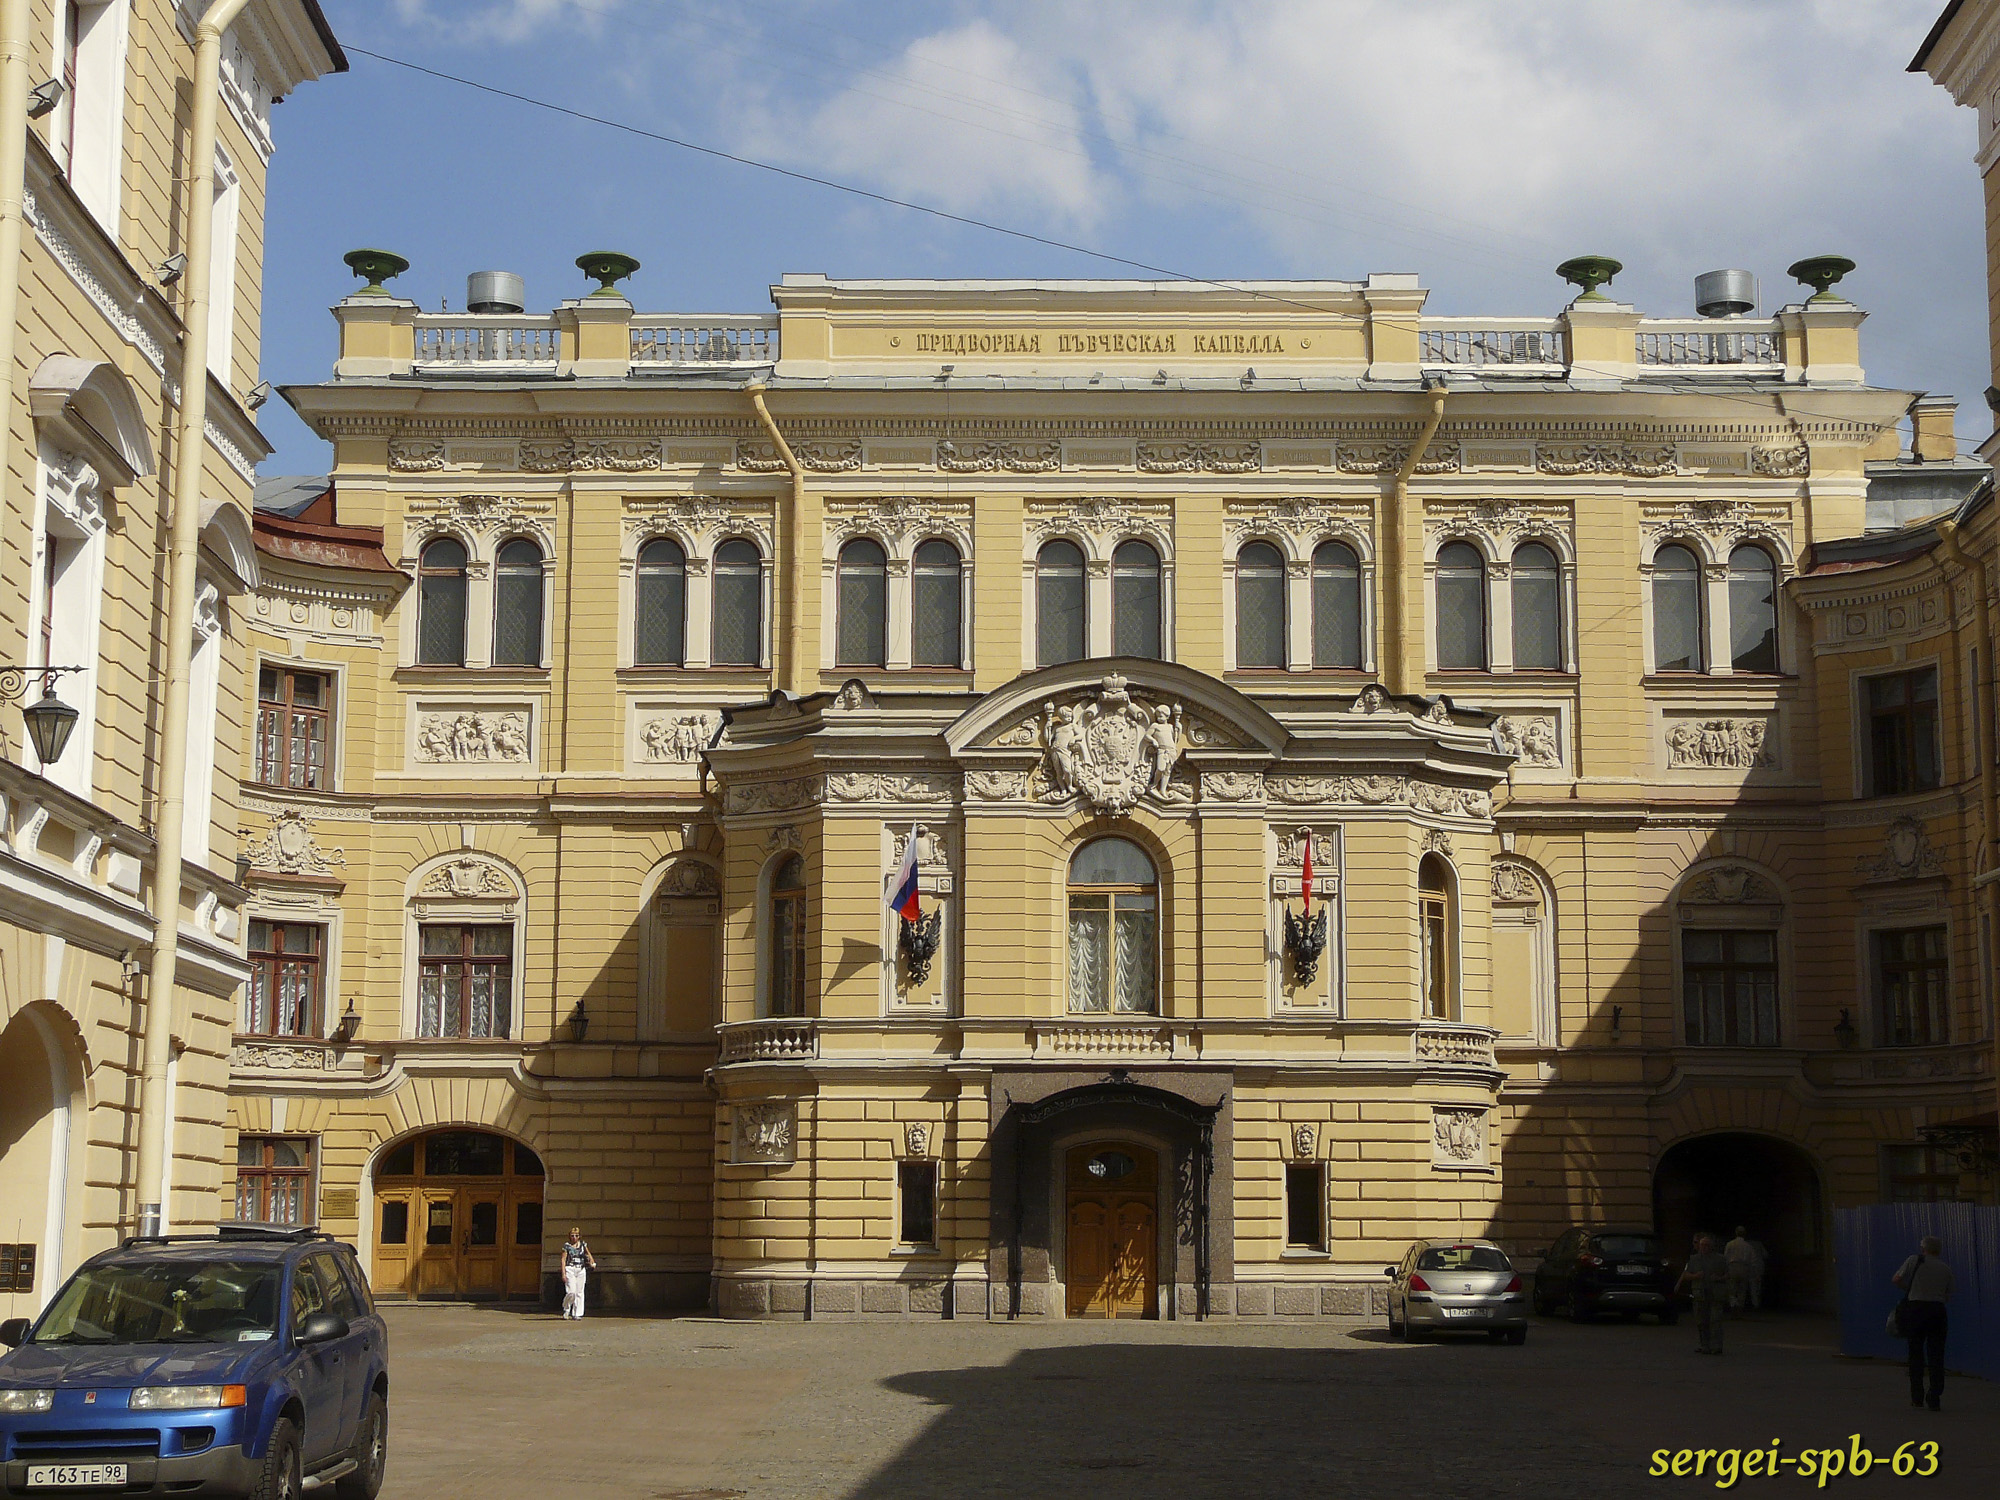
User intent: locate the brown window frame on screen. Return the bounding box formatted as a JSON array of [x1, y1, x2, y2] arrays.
[[1874, 925, 1949, 1048], [1681, 928, 1780, 1046], [1418, 856, 1455, 1020], [1864, 666, 1941, 797], [243, 919, 324, 1038], [255, 665, 333, 790], [417, 923, 514, 1039], [768, 856, 808, 1017], [1284, 1163, 1326, 1250], [234, 1135, 315, 1225]]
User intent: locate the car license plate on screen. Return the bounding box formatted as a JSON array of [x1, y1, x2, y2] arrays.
[[1440, 1307, 1480, 1318], [1618, 1264, 1649, 1276], [26, 1464, 128, 1488]]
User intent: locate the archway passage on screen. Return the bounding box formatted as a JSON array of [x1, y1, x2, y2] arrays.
[[1654, 1134, 1826, 1309], [0, 1009, 70, 1317], [1065, 1143, 1158, 1318], [373, 1129, 544, 1300]]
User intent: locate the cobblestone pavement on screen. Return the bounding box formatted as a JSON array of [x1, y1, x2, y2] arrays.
[[374, 1305, 1995, 1500]]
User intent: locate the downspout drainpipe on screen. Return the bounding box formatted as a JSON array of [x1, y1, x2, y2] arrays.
[[1935, 517, 2000, 1144], [134, 0, 252, 1240], [746, 383, 802, 692], [0, 0, 32, 505], [1385, 380, 1448, 696]]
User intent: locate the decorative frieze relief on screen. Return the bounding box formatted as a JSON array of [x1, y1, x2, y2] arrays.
[[1664, 717, 1776, 771], [726, 777, 825, 816], [1026, 497, 1173, 553], [824, 497, 974, 551], [1493, 715, 1561, 767], [1223, 497, 1372, 552], [241, 812, 345, 877], [231, 1041, 330, 1073], [736, 438, 863, 473], [1032, 674, 1187, 816], [415, 710, 532, 764], [1264, 774, 1492, 817], [1680, 865, 1779, 905], [828, 770, 955, 804], [1425, 498, 1573, 553], [638, 712, 722, 763], [1640, 499, 1793, 557], [656, 860, 721, 899], [416, 856, 517, 900], [388, 439, 447, 472], [937, 438, 1061, 473], [965, 768, 1036, 802], [1856, 817, 1946, 883], [1336, 439, 1461, 476], [1201, 769, 1265, 803], [1536, 442, 1676, 478], [733, 1101, 798, 1164], [1135, 440, 1261, 474], [1431, 1107, 1489, 1168], [405, 493, 556, 552]]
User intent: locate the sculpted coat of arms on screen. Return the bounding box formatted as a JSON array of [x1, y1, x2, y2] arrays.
[[1038, 674, 1186, 816]]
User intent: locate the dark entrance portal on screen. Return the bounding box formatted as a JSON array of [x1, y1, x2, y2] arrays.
[[1654, 1134, 1826, 1309]]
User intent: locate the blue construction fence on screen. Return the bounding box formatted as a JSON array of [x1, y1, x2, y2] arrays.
[[1834, 1203, 1999, 1382]]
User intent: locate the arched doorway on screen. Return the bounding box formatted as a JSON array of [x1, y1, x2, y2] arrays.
[[1064, 1142, 1158, 1318], [1654, 1134, 1827, 1309], [372, 1129, 544, 1300], [0, 1008, 76, 1318]]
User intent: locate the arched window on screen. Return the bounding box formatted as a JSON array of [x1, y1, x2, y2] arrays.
[[634, 537, 686, 667], [836, 537, 888, 667], [1037, 539, 1086, 667], [1728, 545, 1778, 674], [1434, 542, 1486, 671], [712, 538, 764, 667], [1066, 837, 1158, 1015], [417, 537, 468, 666], [1312, 540, 1362, 669], [1112, 539, 1162, 659], [1652, 544, 1704, 672], [1418, 854, 1456, 1020], [768, 854, 807, 1017], [912, 538, 963, 668], [1235, 540, 1286, 669], [1510, 542, 1562, 671], [492, 538, 545, 667]]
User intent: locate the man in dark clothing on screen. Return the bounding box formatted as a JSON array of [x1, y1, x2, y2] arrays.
[[1892, 1235, 1954, 1411]]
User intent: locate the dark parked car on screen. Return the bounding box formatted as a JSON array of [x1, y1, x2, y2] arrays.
[[0, 1225, 387, 1498], [1533, 1226, 1677, 1324]]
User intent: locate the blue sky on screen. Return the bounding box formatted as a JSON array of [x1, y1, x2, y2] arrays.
[[259, 0, 1985, 478]]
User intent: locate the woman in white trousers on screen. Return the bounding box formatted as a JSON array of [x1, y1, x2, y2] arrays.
[[560, 1226, 597, 1318]]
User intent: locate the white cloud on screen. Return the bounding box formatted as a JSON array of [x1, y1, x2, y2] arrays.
[[386, 0, 619, 48]]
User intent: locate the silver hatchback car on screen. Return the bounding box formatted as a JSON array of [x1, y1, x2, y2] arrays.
[[1385, 1239, 1528, 1343]]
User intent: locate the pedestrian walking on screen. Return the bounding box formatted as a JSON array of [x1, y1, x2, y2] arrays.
[[1891, 1236, 1953, 1412], [560, 1225, 597, 1320], [1677, 1233, 1729, 1354], [1724, 1226, 1756, 1314]]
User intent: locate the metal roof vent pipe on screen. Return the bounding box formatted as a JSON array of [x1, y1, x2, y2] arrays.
[[466, 271, 526, 314], [1694, 269, 1757, 318]]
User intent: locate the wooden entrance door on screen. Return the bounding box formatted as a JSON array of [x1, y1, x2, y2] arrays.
[[371, 1130, 547, 1299], [459, 1191, 505, 1297], [1065, 1142, 1158, 1319], [415, 1190, 458, 1296]]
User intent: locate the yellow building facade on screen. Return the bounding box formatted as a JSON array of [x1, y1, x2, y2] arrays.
[[0, 0, 343, 1321], [241, 259, 1997, 1318]]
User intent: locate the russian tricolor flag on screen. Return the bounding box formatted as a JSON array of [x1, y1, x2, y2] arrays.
[[888, 829, 922, 921]]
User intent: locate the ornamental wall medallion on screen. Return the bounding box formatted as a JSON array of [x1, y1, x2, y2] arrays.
[[1200, 769, 1264, 802], [904, 1121, 932, 1158], [242, 812, 345, 877], [726, 777, 824, 816], [388, 439, 446, 472], [638, 711, 721, 763], [1036, 674, 1187, 816], [966, 768, 1035, 802], [1431, 1107, 1489, 1168], [1490, 859, 1541, 904], [1664, 717, 1776, 771], [416, 856, 515, 900], [1494, 716, 1562, 767], [733, 1101, 797, 1164], [1349, 684, 1390, 715], [231, 1041, 331, 1072], [415, 710, 531, 764], [657, 859, 721, 899], [1856, 817, 1946, 882], [1679, 865, 1777, 905], [1292, 1123, 1317, 1159]]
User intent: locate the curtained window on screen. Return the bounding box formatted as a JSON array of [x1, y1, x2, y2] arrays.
[[1510, 542, 1562, 670], [1419, 855, 1456, 1020], [1652, 544, 1704, 672], [244, 921, 323, 1037], [1874, 927, 1948, 1047], [1235, 541, 1286, 668], [418, 924, 513, 1039], [234, 1137, 313, 1225], [1066, 837, 1158, 1015], [1681, 929, 1779, 1046], [836, 537, 888, 667], [634, 537, 687, 666], [1112, 540, 1162, 658], [1434, 543, 1486, 670], [1037, 540, 1087, 666], [255, 667, 331, 790], [417, 538, 468, 666], [492, 538, 545, 667], [912, 538, 963, 668]]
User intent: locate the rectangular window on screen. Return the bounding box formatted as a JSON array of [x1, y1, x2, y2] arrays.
[[243, 920, 324, 1037], [1284, 1164, 1325, 1250], [1874, 926, 1948, 1047], [1681, 929, 1779, 1046], [1420, 891, 1451, 1020], [234, 1136, 314, 1225], [417, 924, 514, 1039], [255, 667, 332, 790], [1882, 1145, 1967, 1204], [1864, 667, 1941, 797], [898, 1159, 938, 1247]]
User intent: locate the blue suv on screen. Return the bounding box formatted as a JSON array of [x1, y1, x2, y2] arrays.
[[0, 1226, 388, 1498]]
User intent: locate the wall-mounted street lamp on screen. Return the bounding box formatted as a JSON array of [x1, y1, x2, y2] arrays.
[[1833, 1008, 1859, 1049], [332, 998, 361, 1045], [566, 1000, 589, 1044], [26, 79, 64, 119], [156, 253, 188, 286], [1, 667, 86, 766]]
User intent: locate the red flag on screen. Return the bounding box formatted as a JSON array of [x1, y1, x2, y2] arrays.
[[1300, 835, 1314, 915]]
